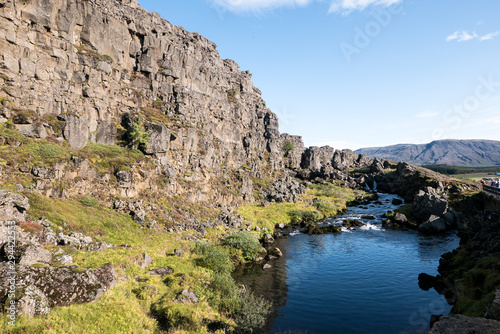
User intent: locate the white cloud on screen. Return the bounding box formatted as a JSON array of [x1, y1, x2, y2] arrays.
[[210, 0, 402, 14], [480, 31, 500, 41], [328, 0, 402, 15], [446, 30, 500, 42], [210, 0, 314, 13], [446, 31, 460, 42]]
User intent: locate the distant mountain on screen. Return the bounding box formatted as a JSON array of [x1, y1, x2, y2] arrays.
[[355, 140, 500, 167]]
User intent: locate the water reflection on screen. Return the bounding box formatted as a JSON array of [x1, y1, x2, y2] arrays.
[[234, 193, 460, 334]]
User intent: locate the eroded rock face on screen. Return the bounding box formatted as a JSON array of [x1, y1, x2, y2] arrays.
[[0, 0, 291, 204]]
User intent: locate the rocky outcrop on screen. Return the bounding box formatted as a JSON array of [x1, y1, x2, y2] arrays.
[[0, 262, 116, 311], [280, 134, 305, 170], [264, 176, 305, 203], [413, 187, 449, 221], [0, 189, 30, 224], [428, 314, 500, 334], [422, 210, 500, 324], [301, 146, 335, 173], [332, 149, 373, 172], [0, 189, 117, 317], [375, 163, 453, 202]]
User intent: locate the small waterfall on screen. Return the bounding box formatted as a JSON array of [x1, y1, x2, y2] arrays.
[[373, 180, 378, 192]]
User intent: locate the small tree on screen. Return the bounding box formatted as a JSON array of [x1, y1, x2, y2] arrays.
[[128, 115, 150, 151], [283, 141, 294, 157]]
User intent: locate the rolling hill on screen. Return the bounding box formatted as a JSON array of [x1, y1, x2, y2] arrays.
[[356, 139, 500, 167]]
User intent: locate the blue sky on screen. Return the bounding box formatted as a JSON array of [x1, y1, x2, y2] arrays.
[[137, 0, 500, 150]]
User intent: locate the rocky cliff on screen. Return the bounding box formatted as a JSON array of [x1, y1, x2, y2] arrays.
[[0, 0, 381, 226], [0, 0, 289, 208]]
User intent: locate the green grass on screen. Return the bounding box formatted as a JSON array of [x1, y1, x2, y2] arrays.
[[440, 249, 500, 317], [2, 190, 273, 333], [238, 183, 369, 232]]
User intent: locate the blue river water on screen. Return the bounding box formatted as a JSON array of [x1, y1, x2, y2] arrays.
[[235, 193, 460, 334]]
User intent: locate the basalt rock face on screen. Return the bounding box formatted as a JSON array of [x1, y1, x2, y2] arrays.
[[0, 0, 288, 205]]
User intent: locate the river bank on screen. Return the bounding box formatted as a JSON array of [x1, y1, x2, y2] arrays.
[[235, 193, 460, 334]]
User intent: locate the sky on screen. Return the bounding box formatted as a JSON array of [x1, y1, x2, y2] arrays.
[[137, 0, 500, 150]]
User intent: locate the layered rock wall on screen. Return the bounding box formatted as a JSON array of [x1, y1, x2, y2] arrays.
[[0, 0, 289, 203], [0, 0, 379, 207]]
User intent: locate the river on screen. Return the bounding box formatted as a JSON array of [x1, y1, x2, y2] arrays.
[[235, 192, 460, 334]]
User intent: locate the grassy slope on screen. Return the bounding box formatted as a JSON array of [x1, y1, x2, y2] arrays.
[[0, 183, 370, 333], [0, 125, 372, 333]]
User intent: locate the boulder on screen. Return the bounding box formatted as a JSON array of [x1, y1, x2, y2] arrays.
[[275, 223, 286, 229], [342, 220, 365, 229], [413, 187, 448, 222], [14, 243, 52, 266], [0, 190, 30, 223], [262, 233, 274, 245], [392, 198, 404, 205], [267, 247, 283, 259], [146, 267, 174, 277], [418, 273, 437, 291], [136, 253, 153, 269], [174, 249, 184, 257], [308, 223, 342, 234], [0, 262, 116, 308], [418, 215, 447, 234], [393, 213, 408, 225], [15, 285, 50, 317], [55, 254, 73, 266], [57, 233, 81, 246], [174, 289, 198, 304]]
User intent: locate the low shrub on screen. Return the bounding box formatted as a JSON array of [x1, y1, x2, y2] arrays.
[[224, 232, 261, 261], [289, 210, 322, 224], [194, 241, 234, 274], [80, 196, 99, 207], [205, 272, 240, 314], [18, 221, 43, 234], [233, 292, 272, 333], [314, 201, 337, 217]]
